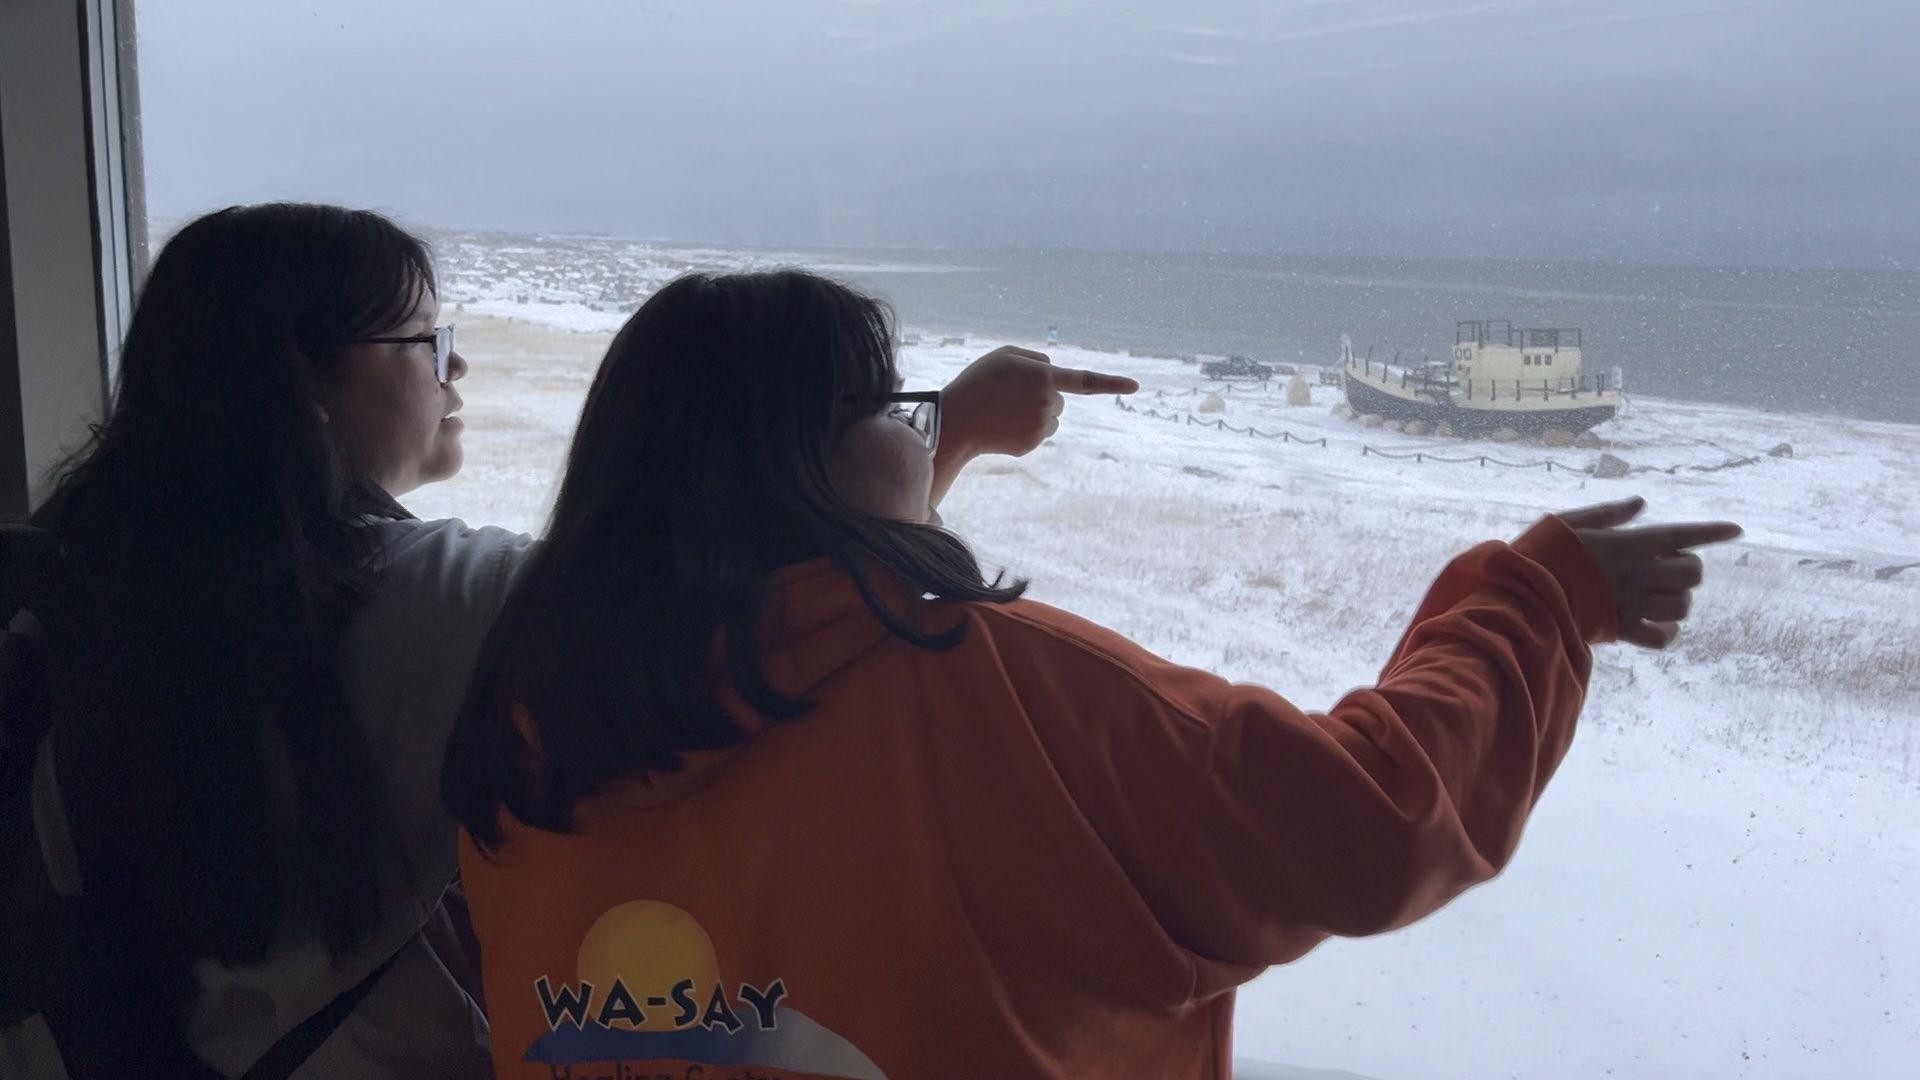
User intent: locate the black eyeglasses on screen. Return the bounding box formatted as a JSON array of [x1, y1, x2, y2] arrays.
[[850, 390, 941, 452], [348, 325, 455, 384]]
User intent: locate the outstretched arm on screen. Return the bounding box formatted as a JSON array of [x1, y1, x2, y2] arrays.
[[929, 346, 1139, 507], [1166, 502, 1739, 985], [990, 499, 1740, 1002]]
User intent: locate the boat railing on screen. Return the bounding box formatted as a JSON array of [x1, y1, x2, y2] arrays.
[[1347, 354, 1616, 400], [1350, 357, 1456, 396], [1460, 373, 1615, 400]]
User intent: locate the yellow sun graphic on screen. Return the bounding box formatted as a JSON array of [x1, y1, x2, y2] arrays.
[[575, 900, 723, 1032]]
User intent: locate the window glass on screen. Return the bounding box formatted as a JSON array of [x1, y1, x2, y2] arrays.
[[137, 2, 1918, 1077]]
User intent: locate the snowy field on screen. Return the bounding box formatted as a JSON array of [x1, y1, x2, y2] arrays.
[[409, 311, 1919, 1080]]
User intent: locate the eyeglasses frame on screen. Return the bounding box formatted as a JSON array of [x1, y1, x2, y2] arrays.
[[348, 324, 455, 384], [851, 389, 941, 453]]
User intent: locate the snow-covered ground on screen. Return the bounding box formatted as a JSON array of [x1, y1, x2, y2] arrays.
[[411, 313, 1918, 1080]]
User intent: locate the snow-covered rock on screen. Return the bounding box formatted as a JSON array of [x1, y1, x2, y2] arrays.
[[1285, 371, 1313, 406]]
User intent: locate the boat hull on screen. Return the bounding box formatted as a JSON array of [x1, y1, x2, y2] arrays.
[[1343, 373, 1617, 436]]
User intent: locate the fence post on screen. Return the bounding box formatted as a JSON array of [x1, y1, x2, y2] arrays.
[[1479, 456, 1486, 466]]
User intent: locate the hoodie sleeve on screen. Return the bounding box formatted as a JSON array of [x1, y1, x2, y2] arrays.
[[992, 515, 1613, 1001]]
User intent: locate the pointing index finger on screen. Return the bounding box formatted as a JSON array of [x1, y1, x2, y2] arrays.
[[1055, 367, 1141, 395], [1626, 521, 1745, 554]]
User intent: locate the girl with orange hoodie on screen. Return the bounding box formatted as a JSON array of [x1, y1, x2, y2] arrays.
[[443, 270, 1739, 1079]]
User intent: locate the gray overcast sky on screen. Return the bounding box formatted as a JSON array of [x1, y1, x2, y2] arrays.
[[138, 0, 1919, 267]]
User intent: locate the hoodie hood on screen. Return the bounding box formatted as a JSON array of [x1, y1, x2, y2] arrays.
[[580, 557, 931, 811]]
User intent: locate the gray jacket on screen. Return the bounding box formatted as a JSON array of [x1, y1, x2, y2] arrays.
[[184, 516, 535, 1078]]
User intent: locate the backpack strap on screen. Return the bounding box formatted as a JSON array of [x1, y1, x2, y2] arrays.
[[12, 611, 82, 901], [1, 584, 215, 1079], [0, 599, 87, 1080], [0, 1013, 68, 1079], [237, 949, 403, 1080]]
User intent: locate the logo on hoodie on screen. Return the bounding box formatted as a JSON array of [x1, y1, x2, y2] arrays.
[[523, 899, 885, 1080]]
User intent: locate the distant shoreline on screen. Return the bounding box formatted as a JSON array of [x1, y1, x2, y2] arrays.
[[422, 228, 1920, 426], [444, 306, 1920, 435]]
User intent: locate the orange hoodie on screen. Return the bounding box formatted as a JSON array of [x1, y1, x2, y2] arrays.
[[459, 516, 1614, 1080]]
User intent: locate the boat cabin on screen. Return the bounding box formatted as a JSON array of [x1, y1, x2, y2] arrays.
[[1452, 320, 1583, 382]]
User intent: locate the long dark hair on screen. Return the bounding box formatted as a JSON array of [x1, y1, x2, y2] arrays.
[[446, 271, 1023, 851], [31, 203, 434, 966]]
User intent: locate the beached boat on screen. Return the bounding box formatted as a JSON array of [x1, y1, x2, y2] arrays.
[[1340, 320, 1621, 436]]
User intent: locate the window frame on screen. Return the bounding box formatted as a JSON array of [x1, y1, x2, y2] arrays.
[[0, 0, 143, 518]]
